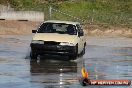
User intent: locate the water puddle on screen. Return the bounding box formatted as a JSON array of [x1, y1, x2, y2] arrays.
[[0, 35, 132, 88]]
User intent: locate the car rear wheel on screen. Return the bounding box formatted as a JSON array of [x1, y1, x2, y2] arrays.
[[80, 43, 86, 56], [82, 45, 86, 55]]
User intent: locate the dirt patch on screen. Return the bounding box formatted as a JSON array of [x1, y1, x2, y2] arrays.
[[0, 20, 41, 35], [84, 24, 132, 38], [0, 20, 131, 38]]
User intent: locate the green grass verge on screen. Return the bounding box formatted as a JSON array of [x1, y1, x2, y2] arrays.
[[0, 0, 132, 26]]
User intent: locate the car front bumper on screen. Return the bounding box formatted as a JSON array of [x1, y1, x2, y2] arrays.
[[30, 43, 76, 56]]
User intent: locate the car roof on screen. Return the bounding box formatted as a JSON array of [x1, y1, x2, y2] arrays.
[[44, 20, 80, 25]]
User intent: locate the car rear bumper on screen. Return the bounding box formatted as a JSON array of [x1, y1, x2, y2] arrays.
[[30, 43, 76, 56]]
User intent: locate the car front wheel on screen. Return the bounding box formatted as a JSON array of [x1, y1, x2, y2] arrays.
[[30, 51, 37, 60]]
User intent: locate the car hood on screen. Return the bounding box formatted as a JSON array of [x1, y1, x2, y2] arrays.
[[32, 33, 77, 43]]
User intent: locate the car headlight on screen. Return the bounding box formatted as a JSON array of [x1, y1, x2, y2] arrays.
[[31, 40, 44, 44], [59, 42, 74, 46]]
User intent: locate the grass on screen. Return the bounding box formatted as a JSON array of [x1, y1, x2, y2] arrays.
[[0, 0, 132, 26]]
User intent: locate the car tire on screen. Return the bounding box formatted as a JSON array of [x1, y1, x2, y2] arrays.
[[81, 43, 86, 56], [30, 51, 37, 60], [82, 46, 86, 55]]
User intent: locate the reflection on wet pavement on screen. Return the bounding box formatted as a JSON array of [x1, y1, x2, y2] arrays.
[[30, 58, 83, 86], [0, 35, 132, 88], [30, 59, 78, 74]]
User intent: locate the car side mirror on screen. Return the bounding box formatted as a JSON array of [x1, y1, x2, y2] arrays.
[[78, 31, 84, 37], [32, 30, 37, 33]]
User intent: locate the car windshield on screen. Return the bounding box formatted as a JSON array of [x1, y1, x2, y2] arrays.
[[37, 23, 77, 35]]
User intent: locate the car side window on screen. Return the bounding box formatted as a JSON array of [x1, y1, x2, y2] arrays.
[[76, 24, 82, 31], [76, 24, 84, 36]]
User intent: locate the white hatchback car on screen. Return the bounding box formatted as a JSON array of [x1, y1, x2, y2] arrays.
[[30, 20, 86, 60]]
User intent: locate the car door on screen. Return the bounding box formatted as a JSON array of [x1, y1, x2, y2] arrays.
[[76, 24, 85, 54]]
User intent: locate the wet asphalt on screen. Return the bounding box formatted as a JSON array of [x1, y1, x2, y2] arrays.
[[0, 35, 132, 88]]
